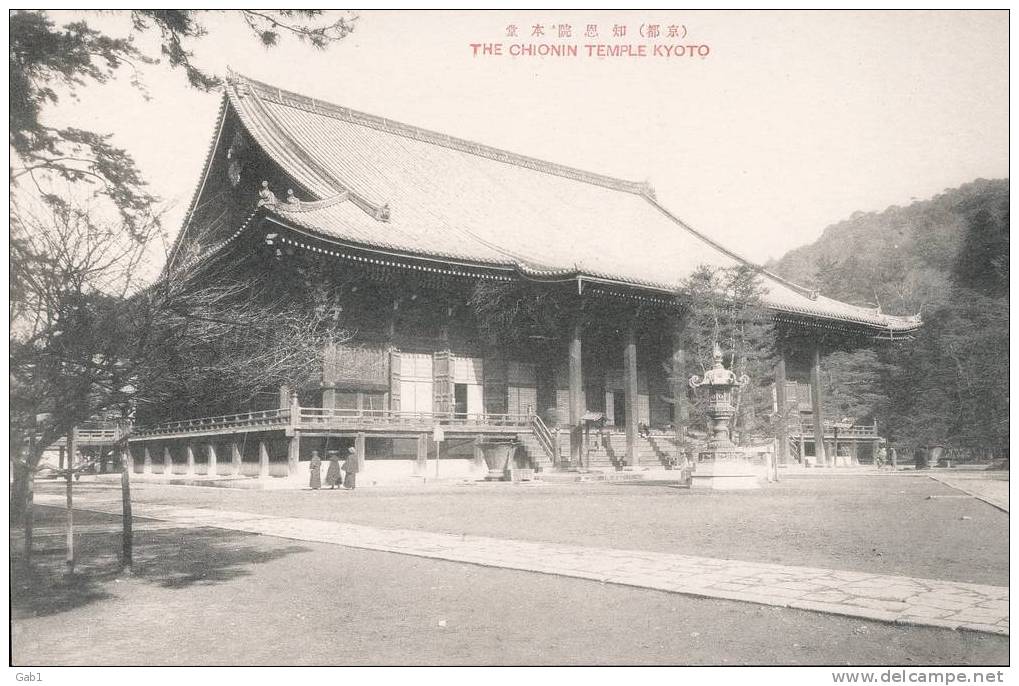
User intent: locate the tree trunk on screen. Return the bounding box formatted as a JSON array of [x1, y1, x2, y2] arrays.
[[66, 427, 76, 574], [24, 437, 35, 565], [10, 426, 61, 522], [120, 447, 133, 570]]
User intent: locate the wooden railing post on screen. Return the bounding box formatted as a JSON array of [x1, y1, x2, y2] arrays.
[[258, 441, 270, 478], [287, 434, 300, 477]]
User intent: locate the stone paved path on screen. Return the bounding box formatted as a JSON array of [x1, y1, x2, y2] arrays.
[[926, 473, 1009, 513], [33, 493, 1008, 636]]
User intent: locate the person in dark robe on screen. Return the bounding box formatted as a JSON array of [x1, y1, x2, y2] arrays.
[[343, 446, 359, 490], [325, 450, 343, 489], [308, 450, 322, 489]]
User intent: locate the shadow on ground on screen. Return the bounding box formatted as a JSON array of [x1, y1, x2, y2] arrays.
[[607, 479, 689, 489], [10, 505, 311, 619]]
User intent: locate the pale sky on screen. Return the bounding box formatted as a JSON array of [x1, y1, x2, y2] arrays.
[[40, 10, 1009, 269]]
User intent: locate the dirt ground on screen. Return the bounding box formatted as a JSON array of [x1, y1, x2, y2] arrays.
[[10, 507, 1009, 666], [49, 472, 1010, 586]]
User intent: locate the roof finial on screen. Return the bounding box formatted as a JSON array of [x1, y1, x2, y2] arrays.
[[256, 180, 277, 208], [712, 340, 723, 366]]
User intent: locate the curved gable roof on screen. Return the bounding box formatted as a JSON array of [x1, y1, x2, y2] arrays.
[[191, 72, 921, 336]]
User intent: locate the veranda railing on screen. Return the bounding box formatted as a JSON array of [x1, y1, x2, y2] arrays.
[[130, 406, 532, 438]]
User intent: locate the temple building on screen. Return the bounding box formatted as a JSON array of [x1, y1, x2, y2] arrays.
[[126, 72, 921, 484]]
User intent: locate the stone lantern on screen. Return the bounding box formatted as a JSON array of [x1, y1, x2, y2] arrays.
[[688, 343, 761, 490]]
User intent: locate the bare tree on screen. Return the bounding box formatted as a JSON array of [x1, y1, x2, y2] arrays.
[[10, 196, 349, 562]]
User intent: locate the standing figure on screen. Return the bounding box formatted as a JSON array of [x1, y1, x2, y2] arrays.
[[343, 446, 359, 490], [874, 442, 887, 469], [325, 450, 343, 489], [309, 450, 322, 490]]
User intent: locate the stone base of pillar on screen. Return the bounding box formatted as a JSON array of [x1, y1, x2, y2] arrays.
[[690, 451, 763, 491]]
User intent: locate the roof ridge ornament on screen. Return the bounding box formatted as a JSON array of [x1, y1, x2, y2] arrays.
[[256, 180, 278, 208]]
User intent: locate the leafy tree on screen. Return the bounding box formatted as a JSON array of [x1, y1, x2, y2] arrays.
[[9, 10, 357, 234], [952, 205, 1009, 297], [770, 179, 1009, 461], [883, 289, 1008, 456], [677, 265, 776, 444], [820, 349, 891, 425], [9, 10, 359, 526]]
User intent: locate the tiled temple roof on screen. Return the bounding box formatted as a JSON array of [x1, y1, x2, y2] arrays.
[[200, 72, 922, 335]]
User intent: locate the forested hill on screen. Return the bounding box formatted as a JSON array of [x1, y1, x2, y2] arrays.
[[767, 178, 1009, 317], [766, 177, 1008, 456]]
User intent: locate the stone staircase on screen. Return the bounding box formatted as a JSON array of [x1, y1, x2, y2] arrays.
[[584, 432, 679, 470], [517, 430, 684, 472], [516, 432, 556, 471]]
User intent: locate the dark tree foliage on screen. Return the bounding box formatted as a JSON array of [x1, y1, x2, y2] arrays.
[[819, 349, 891, 425], [676, 265, 777, 444], [469, 280, 579, 348], [952, 205, 1009, 297], [771, 179, 1009, 459], [882, 289, 1008, 454], [9, 10, 356, 234]]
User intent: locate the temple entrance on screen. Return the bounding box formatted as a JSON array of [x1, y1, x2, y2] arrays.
[[400, 353, 434, 413], [453, 356, 483, 417]]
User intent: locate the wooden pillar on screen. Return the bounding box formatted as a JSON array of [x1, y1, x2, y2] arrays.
[[322, 340, 336, 407], [207, 443, 218, 476], [58, 446, 65, 470], [774, 355, 790, 465], [321, 387, 336, 409], [671, 329, 688, 465], [810, 344, 827, 467], [163, 446, 172, 475], [355, 432, 366, 473], [568, 320, 584, 465], [231, 442, 242, 475], [186, 444, 196, 475], [623, 324, 639, 467], [287, 434, 300, 477], [440, 305, 452, 345], [142, 446, 152, 474], [258, 441, 270, 478]]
